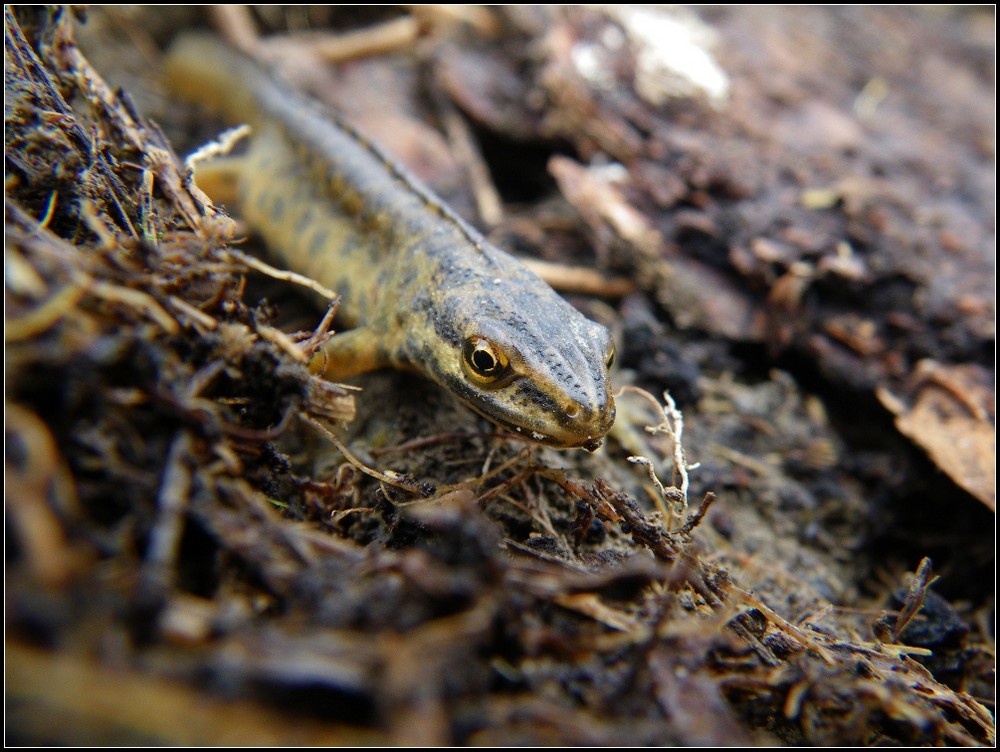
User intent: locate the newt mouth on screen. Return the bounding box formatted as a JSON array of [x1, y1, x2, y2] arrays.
[[468, 406, 610, 451]]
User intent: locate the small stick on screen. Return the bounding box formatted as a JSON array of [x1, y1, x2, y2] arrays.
[[301, 413, 430, 496], [225, 247, 338, 300], [521, 258, 636, 298]]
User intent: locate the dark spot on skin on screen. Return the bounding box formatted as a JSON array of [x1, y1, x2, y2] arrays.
[[431, 313, 462, 348], [271, 196, 286, 221], [405, 213, 430, 238], [429, 298, 463, 347], [404, 331, 422, 359], [514, 382, 559, 415], [362, 210, 384, 234], [310, 228, 330, 257], [329, 171, 346, 198], [341, 190, 363, 217], [247, 184, 266, 213], [336, 278, 351, 303], [411, 291, 433, 315]]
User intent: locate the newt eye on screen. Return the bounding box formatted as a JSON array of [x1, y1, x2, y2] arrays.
[[463, 336, 508, 383], [606, 344, 616, 370]]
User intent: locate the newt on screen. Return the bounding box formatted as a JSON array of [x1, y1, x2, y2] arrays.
[[164, 34, 616, 450]]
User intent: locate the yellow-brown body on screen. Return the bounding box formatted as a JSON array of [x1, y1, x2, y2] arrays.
[[165, 35, 615, 449]]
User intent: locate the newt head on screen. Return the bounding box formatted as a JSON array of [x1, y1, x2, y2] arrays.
[[418, 267, 617, 451]]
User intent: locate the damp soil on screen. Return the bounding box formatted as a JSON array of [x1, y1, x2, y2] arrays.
[[5, 6, 994, 746]]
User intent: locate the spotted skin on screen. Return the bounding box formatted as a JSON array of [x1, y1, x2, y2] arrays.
[[165, 35, 615, 450]]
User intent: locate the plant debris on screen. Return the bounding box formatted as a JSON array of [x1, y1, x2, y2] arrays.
[[5, 6, 994, 746]]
